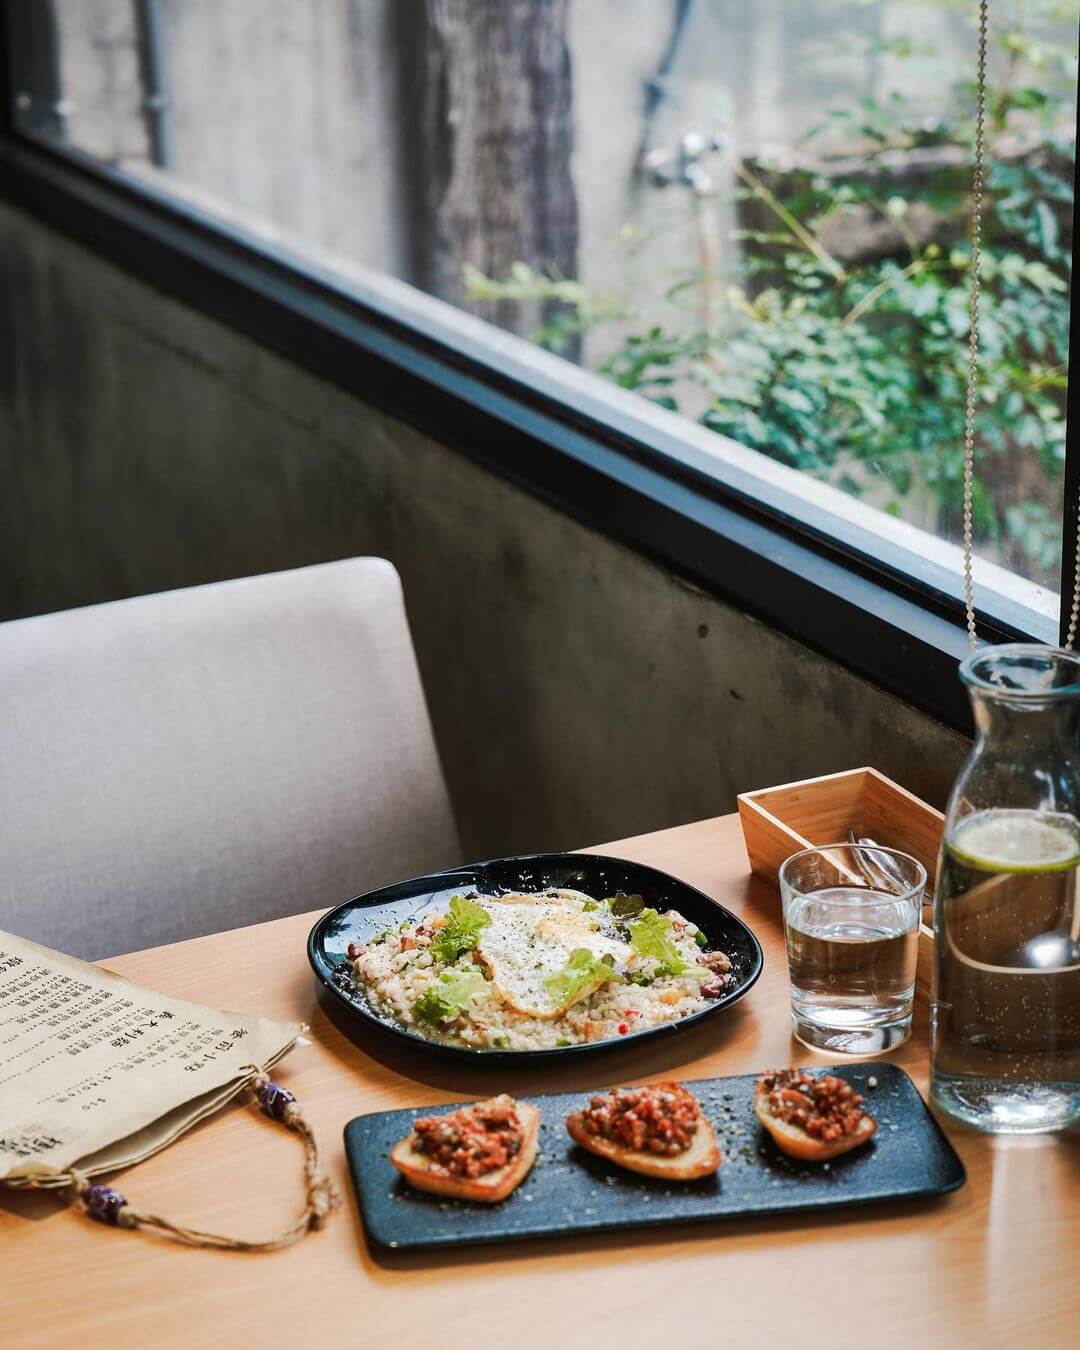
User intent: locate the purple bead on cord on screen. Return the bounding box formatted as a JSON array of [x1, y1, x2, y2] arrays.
[[257, 1081, 296, 1121], [84, 1184, 126, 1225]]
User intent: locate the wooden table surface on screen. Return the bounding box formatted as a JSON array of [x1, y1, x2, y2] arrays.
[[3, 813, 1078, 1349]]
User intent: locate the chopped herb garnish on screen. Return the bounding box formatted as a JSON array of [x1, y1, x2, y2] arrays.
[[694, 930, 709, 949]]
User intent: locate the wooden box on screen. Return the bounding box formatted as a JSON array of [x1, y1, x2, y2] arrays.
[[737, 767, 943, 1000]]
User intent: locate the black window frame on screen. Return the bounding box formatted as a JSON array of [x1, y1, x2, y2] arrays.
[[2, 0, 1078, 735]]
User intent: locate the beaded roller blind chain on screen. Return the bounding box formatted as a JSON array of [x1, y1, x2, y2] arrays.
[[961, 0, 1080, 651]]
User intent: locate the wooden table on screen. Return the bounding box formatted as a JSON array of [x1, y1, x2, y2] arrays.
[[3, 814, 1078, 1349]]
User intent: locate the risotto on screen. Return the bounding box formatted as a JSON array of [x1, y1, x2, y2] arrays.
[[347, 887, 734, 1051]]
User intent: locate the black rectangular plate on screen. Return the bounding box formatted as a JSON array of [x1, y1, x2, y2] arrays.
[[344, 1063, 965, 1252]]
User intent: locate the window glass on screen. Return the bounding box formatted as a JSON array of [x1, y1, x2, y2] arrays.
[[21, 0, 1078, 614]]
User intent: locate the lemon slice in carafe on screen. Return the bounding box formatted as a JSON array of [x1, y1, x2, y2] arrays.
[[949, 809, 1080, 874]]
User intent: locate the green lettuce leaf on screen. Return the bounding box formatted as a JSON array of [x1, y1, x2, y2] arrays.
[[606, 891, 645, 919], [431, 894, 491, 964], [628, 909, 706, 980], [544, 947, 620, 1007], [414, 969, 486, 1024]]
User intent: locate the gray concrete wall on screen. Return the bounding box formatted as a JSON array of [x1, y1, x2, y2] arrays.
[[0, 201, 967, 859]]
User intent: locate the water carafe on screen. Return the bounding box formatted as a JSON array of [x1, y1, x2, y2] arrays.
[[931, 643, 1080, 1132]]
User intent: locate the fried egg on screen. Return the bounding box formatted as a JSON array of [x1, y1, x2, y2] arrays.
[[475, 894, 632, 1018]]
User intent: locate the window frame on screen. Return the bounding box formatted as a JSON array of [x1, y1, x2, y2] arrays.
[[3, 2, 1078, 735]]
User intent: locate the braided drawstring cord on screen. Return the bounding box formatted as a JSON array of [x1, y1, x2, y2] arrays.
[[69, 1069, 339, 1252]]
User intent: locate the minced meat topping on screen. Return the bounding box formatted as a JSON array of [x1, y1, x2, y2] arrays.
[[411, 1094, 523, 1178], [757, 1070, 869, 1142], [579, 1082, 701, 1155]]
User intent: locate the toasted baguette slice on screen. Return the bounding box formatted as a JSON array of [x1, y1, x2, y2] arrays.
[[391, 1101, 539, 1203], [753, 1081, 876, 1162], [566, 1111, 721, 1180]]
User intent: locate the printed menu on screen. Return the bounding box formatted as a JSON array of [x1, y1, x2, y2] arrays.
[[0, 930, 303, 1186]]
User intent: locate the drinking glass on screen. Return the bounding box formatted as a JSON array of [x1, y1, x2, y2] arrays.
[[779, 845, 925, 1055]]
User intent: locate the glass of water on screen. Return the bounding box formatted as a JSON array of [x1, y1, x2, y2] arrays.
[[779, 845, 925, 1055]]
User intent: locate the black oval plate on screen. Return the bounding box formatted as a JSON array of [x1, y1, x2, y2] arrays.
[[307, 853, 764, 1062]]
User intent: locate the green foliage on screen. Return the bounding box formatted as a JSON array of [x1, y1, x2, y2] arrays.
[[465, 2, 1077, 583]]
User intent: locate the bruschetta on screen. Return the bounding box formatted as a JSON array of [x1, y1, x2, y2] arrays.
[[754, 1069, 876, 1162], [391, 1093, 539, 1203], [566, 1081, 721, 1180]]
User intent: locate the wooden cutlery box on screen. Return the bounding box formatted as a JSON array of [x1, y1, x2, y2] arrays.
[[737, 767, 943, 1000]]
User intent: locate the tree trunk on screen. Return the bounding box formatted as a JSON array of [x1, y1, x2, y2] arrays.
[[422, 0, 579, 340]]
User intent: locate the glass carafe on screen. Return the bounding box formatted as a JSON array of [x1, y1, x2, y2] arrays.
[[931, 644, 1080, 1133]]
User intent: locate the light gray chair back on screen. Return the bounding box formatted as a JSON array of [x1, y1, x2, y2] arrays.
[[0, 558, 460, 958]]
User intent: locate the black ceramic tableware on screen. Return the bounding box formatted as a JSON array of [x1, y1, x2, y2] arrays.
[[308, 852, 763, 1062], [344, 1063, 965, 1252]]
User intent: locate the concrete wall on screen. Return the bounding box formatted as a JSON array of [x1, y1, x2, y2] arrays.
[[0, 201, 967, 859]]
